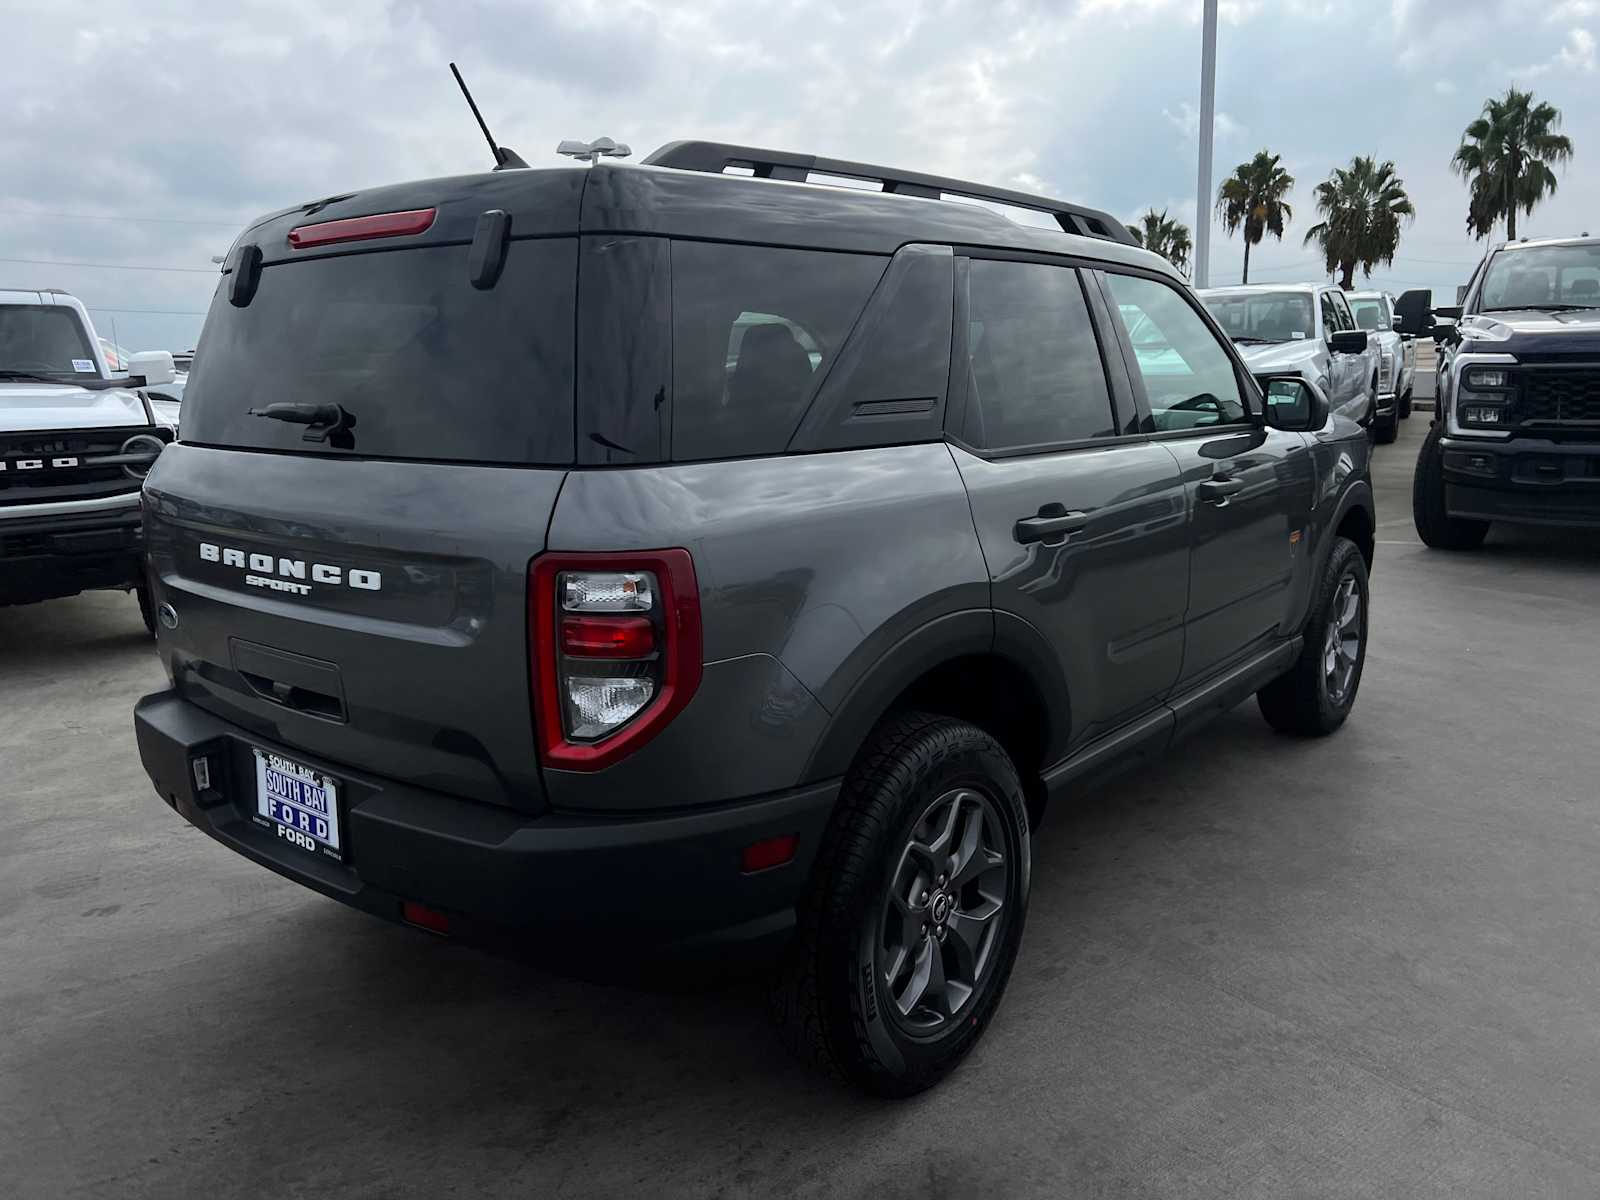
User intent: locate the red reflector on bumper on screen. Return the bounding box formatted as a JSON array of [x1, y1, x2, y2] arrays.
[[401, 901, 450, 934], [288, 208, 436, 249], [741, 833, 799, 874]]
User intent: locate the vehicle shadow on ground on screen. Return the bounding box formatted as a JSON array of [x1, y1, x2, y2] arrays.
[[44, 708, 1350, 1198]]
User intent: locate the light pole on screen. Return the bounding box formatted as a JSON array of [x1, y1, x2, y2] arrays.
[[1193, 0, 1218, 288]]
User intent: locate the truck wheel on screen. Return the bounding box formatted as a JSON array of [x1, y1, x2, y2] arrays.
[[772, 712, 1030, 1097], [1257, 536, 1368, 737], [1398, 389, 1413, 420], [1375, 409, 1398, 444], [1412, 423, 1489, 550], [136, 581, 158, 637]]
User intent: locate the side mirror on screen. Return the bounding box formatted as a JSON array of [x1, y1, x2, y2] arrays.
[[1328, 329, 1368, 354], [1260, 374, 1329, 433], [127, 350, 176, 388], [1393, 288, 1433, 337], [1432, 305, 1462, 344]]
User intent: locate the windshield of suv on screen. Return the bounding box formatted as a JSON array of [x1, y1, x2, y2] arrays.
[[1480, 243, 1600, 311], [1347, 297, 1390, 331], [0, 306, 99, 379], [1200, 292, 1315, 343]]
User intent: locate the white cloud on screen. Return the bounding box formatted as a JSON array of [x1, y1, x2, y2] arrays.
[[1434, 79, 1457, 94], [1545, 1, 1598, 21], [1163, 102, 1245, 145], [1511, 25, 1596, 75]]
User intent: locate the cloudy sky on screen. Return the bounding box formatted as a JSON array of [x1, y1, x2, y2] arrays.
[[3, 0, 1596, 353]]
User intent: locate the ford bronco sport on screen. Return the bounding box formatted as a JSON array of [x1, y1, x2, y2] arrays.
[[133, 141, 1375, 1095], [1, 289, 176, 628]]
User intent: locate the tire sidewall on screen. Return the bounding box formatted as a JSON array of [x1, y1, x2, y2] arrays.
[[846, 732, 1030, 1091]]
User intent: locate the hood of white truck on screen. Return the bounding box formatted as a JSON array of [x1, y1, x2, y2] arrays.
[[0, 382, 149, 432]]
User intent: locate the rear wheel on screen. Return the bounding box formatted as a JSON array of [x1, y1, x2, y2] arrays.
[[1374, 407, 1398, 444], [1412, 422, 1490, 550], [772, 712, 1030, 1097], [1258, 536, 1368, 736]]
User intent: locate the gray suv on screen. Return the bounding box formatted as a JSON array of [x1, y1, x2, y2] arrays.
[[133, 141, 1376, 1096]]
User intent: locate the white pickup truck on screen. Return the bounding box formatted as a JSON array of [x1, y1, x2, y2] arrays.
[[1, 289, 177, 629], [1347, 290, 1421, 443]]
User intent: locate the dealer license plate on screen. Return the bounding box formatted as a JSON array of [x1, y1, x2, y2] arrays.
[[253, 749, 343, 860]]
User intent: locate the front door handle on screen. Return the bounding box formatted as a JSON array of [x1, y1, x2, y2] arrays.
[[1196, 476, 1244, 504], [1014, 505, 1089, 545]]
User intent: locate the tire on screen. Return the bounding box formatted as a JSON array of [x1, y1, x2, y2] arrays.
[[1412, 422, 1490, 550], [1398, 388, 1413, 420], [1374, 409, 1398, 444], [1257, 536, 1369, 736], [136, 580, 158, 637], [772, 712, 1031, 1097]]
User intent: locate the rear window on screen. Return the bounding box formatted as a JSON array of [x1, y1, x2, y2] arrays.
[[181, 240, 576, 464], [669, 243, 887, 460]]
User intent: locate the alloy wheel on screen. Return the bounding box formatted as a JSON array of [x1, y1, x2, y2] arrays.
[[877, 787, 1010, 1035], [1323, 572, 1362, 706]]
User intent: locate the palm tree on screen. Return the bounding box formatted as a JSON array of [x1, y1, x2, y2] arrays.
[[1302, 157, 1415, 290], [1451, 87, 1574, 241], [1127, 208, 1193, 276], [1216, 150, 1295, 284]]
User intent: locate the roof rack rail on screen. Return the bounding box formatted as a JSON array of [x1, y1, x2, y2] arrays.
[[642, 140, 1140, 247]]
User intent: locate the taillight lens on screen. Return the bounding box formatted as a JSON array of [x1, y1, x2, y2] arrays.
[[286, 208, 436, 249], [530, 550, 702, 770]]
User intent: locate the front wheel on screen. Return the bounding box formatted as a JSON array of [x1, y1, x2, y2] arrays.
[[1257, 536, 1369, 736], [1374, 406, 1398, 444], [772, 712, 1030, 1097], [1412, 422, 1490, 550], [1398, 388, 1413, 420]]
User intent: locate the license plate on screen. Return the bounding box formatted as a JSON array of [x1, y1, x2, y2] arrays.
[[253, 749, 343, 860]]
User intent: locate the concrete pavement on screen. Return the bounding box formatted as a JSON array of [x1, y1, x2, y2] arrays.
[[6, 414, 1600, 1198]]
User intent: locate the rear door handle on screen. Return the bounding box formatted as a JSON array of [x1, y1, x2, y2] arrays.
[[1014, 506, 1089, 544], [1196, 476, 1244, 504]]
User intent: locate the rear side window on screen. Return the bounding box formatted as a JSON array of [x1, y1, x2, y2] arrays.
[[961, 259, 1115, 451], [670, 242, 886, 461], [182, 240, 577, 465]]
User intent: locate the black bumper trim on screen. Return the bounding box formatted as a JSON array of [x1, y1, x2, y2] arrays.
[[134, 690, 837, 955]]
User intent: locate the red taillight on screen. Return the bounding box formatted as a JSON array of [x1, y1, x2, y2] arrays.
[[741, 834, 800, 874], [401, 901, 450, 935], [287, 208, 436, 249], [560, 614, 655, 659], [530, 550, 702, 771]]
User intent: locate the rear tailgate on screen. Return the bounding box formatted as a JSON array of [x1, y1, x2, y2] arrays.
[[148, 174, 584, 812]]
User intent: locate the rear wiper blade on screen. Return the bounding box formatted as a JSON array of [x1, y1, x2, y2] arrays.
[[249, 401, 357, 446]]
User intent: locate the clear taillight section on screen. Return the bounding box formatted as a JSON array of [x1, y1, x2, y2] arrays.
[[530, 550, 702, 770]]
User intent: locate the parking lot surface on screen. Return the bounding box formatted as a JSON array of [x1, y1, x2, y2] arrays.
[[7, 414, 1600, 1198]]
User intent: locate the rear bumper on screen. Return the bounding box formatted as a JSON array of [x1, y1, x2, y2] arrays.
[[0, 497, 143, 604], [134, 690, 837, 957], [1440, 434, 1600, 527]]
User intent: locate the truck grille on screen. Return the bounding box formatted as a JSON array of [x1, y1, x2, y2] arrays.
[[0, 426, 164, 508], [1520, 367, 1600, 425]]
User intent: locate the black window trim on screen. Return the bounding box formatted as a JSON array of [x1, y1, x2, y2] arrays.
[[943, 248, 1136, 461], [1092, 264, 1263, 441]]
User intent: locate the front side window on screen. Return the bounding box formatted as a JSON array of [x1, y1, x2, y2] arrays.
[[1319, 292, 1342, 334], [1104, 273, 1247, 432], [960, 259, 1116, 451], [1329, 291, 1357, 332]]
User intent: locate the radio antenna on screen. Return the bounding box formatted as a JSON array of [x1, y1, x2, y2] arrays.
[[449, 62, 528, 171]]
